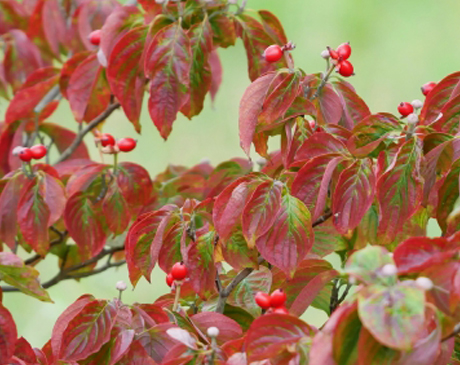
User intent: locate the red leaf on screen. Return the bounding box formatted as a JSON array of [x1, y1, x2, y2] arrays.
[[393, 237, 456, 274], [14, 337, 36, 364], [242, 180, 283, 248], [117, 340, 156, 365], [332, 79, 371, 129], [64, 192, 107, 259], [5, 67, 60, 124], [258, 10, 288, 45], [209, 14, 236, 48], [3, 29, 44, 92], [295, 132, 348, 162], [39, 123, 90, 160], [60, 51, 92, 99], [347, 113, 401, 158], [221, 231, 259, 271], [185, 231, 216, 300], [181, 16, 213, 119], [256, 193, 314, 277], [107, 26, 147, 132], [136, 323, 179, 363], [100, 5, 142, 62], [0, 0, 27, 35], [315, 83, 343, 125], [238, 72, 277, 156], [67, 53, 111, 123], [291, 154, 343, 220], [191, 312, 242, 345], [144, 22, 192, 139], [65, 163, 107, 196], [245, 314, 315, 362], [116, 162, 152, 215], [377, 139, 423, 243], [58, 299, 118, 361], [17, 176, 51, 256], [420, 71, 460, 124], [430, 93, 460, 134], [0, 172, 28, 249], [0, 303, 17, 362], [332, 159, 376, 234], [234, 14, 287, 81], [289, 269, 338, 317], [125, 206, 176, 285], [102, 179, 131, 235], [209, 50, 222, 103]]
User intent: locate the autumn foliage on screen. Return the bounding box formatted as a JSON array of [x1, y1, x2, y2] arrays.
[[1, 0, 460, 364]]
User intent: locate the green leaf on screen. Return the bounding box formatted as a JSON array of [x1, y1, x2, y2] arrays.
[[344, 245, 395, 285], [0, 252, 51, 302], [357, 283, 425, 351]]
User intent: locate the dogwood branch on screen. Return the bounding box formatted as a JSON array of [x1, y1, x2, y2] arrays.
[[2, 246, 125, 292], [54, 102, 121, 164]]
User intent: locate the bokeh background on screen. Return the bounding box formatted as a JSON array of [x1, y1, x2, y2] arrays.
[[1, 0, 457, 347]]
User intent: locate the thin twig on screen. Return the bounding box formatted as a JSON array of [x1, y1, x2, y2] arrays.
[[312, 210, 333, 227], [442, 323, 460, 342], [310, 63, 336, 101], [2, 246, 125, 292], [24, 230, 68, 266], [54, 102, 121, 164]]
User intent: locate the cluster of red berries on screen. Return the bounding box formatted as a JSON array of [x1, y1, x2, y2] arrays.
[[328, 42, 354, 77], [255, 289, 289, 315], [88, 29, 101, 46], [165, 262, 188, 287], [96, 133, 137, 153], [14, 145, 47, 162]]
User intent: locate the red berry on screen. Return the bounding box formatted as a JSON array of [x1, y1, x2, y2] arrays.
[[421, 82, 437, 96], [398, 102, 414, 117], [88, 29, 101, 46], [171, 262, 187, 281], [328, 48, 339, 59], [336, 42, 351, 60], [30, 145, 47, 160], [255, 292, 271, 310], [263, 45, 283, 63], [273, 306, 289, 315], [166, 273, 174, 287], [18, 148, 33, 162], [101, 133, 115, 147], [337, 60, 354, 77], [117, 138, 137, 152], [270, 289, 287, 308]]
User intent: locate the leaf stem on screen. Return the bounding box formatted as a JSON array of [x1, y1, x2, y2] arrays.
[[172, 282, 182, 312]]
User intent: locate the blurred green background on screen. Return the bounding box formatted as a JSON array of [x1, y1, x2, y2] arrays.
[[1, 0, 456, 347]]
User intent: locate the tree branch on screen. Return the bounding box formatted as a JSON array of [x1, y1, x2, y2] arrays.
[[442, 323, 460, 342], [312, 210, 333, 227], [2, 246, 125, 292], [24, 230, 68, 266], [54, 102, 121, 164]]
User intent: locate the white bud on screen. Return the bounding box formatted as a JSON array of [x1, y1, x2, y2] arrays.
[[406, 113, 419, 124], [97, 48, 107, 68], [256, 158, 267, 166], [155, 0, 164, 3], [12, 146, 24, 156], [411, 99, 423, 109], [321, 49, 330, 59], [116, 280, 127, 291], [381, 264, 397, 277], [415, 277, 433, 291], [348, 276, 357, 285], [200, 158, 211, 165], [207, 326, 219, 337], [387, 252, 394, 258], [228, 0, 238, 4]]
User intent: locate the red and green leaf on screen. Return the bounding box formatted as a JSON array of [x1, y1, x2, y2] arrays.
[[102, 179, 131, 235], [256, 193, 314, 277], [144, 22, 192, 139], [191, 312, 243, 345]]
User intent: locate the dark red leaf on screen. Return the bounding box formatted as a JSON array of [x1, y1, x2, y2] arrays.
[[144, 22, 192, 139], [102, 179, 131, 235], [209, 50, 222, 103], [14, 337, 36, 364], [116, 162, 152, 215], [136, 322, 179, 363], [332, 79, 371, 129], [65, 163, 107, 196], [315, 83, 343, 125], [295, 132, 348, 162], [60, 51, 92, 99]]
